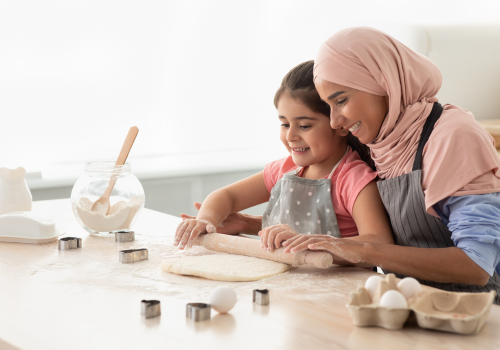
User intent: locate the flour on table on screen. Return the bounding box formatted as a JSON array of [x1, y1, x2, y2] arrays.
[[76, 197, 143, 232], [161, 254, 291, 282]]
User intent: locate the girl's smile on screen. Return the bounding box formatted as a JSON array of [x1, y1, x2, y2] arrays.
[[277, 92, 347, 179], [291, 147, 310, 155]]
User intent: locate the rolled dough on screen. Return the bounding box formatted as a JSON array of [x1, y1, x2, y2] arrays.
[[161, 254, 291, 282]]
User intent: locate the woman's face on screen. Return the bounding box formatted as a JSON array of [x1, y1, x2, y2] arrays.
[[277, 92, 345, 169], [315, 79, 388, 144]]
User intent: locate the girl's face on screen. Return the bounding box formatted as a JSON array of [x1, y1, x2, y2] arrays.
[[277, 93, 345, 168], [315, 79, 389, 144]]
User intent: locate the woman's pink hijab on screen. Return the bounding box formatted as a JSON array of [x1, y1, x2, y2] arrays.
[[314, 27, 500, 213]]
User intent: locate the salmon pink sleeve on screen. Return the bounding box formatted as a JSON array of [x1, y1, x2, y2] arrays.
[[336, 154, 378, 215], [263, 156, 297, 193]]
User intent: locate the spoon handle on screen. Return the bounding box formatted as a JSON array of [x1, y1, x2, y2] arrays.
[[116, 126, 139, 166]]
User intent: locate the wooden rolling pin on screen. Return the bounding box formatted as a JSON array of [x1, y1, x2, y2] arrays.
[[196, 233, 333, 269]]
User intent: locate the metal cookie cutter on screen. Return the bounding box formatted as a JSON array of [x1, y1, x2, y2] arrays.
[[119, 248, 148, 263], [115, 230, 135, 242], [253, 289, 269, 305], [186, 303, 211, 322], [141, 300, 161, 318], [58, 237, 82, 251]]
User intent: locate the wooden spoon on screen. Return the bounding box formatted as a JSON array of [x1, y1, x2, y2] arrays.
[[91, 126, 139, 215]]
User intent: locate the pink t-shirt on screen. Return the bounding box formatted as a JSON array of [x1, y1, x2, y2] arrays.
[[263, 149, 378, 237]]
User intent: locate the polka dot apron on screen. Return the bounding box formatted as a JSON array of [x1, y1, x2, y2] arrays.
[[262, 149, 348, 237]]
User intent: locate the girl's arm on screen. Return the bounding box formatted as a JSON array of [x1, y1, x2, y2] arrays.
[[180, 202, 264, 235], [348, 181, 394, 244], [174, 171, 269, 249]]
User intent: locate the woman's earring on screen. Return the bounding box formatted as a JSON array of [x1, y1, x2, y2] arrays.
[[339, 128, 348, 136]]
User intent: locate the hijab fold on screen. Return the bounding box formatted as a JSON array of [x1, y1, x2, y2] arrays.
[[314, 27, 500, 213]]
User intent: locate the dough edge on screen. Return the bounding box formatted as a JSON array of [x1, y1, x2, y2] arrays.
[[161, 254, 291, 282]]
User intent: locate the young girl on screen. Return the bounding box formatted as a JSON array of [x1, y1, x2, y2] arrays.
[[174, 61, 393, 254]]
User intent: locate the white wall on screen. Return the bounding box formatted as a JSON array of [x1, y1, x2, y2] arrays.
[[4, 0, 500, 219], [2, 0, 500, 172]]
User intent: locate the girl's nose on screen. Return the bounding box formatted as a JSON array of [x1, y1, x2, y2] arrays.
[[330, 110, 346, 129], [286, 126, 299, 142]]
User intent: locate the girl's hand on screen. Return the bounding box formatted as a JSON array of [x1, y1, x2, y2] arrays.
[[259, 224, 299, 251], [283, 234, 365, 264], [174, 218, 216, 249], [180, 202, 253, 235]]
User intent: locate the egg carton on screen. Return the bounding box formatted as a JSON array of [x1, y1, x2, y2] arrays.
[[347, 274, 496, 334]]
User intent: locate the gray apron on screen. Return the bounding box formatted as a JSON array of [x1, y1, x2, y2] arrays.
[[262, 149, 349, 237], [377, 102, 500, 304]]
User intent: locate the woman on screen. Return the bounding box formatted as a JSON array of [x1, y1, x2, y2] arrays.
[[283, 27, 500, 303], [182, 27, 500, 303]]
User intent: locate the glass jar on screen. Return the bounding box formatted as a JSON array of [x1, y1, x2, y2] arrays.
[[71, 161, 145, 237]]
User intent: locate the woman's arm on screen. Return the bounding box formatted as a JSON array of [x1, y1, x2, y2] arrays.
[[283, 235, 490, 286], [174, 171, 269, 249], [283, 190, 500, 285], [348, 181, 394, 244]]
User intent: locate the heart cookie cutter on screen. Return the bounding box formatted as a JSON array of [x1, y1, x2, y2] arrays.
[[119, 248, 148, 263], [186, 303, 211, 322], [253, 289, 269, 305], [58, 237, 82, 251], [141, 300, 161, 318]]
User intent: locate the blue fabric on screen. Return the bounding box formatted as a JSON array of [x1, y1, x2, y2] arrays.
[[433, 193, 500, 277]]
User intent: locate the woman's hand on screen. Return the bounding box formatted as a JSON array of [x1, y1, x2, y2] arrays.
[[174, 218, 215, 249], [259, 224, 299, 251], [283, 234, 366, 264]]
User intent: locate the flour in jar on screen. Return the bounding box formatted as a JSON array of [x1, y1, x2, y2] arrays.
[[76, 196, 143, 232]]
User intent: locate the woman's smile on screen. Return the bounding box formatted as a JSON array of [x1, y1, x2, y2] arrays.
[[348, 121, 361, 135], [315, 79, 388, 144]]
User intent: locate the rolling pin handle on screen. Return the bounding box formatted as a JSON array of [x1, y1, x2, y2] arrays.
[[304, 251, 333, 269]]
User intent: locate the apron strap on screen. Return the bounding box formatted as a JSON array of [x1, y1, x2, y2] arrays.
[[327, 146, 350, 179], [286, 167, 302, 176], [412, 102, 444, 171], [286, 146, 350, 178]]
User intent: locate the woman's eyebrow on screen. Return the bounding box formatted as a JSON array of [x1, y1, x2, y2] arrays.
[[327, 91, 345, 100]]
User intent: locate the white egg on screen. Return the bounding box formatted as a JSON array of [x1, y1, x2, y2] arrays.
[[208, 286, 237, 313], [379, 290, 408, 309], [364, 275, 385, 300], [397, 277, 422, 300]]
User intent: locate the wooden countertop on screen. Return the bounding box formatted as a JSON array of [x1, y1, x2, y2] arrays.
[[0, 199, 499, 350]]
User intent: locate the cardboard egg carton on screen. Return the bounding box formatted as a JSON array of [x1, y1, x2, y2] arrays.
[[347, 274, 496, 334]]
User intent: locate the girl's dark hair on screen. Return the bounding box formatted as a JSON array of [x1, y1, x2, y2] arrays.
[[274, 60, 374, 169]]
